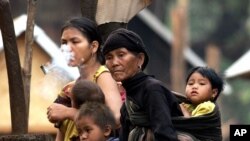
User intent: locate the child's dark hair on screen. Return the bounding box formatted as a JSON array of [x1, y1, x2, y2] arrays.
[[71, 79, 105, 109], [61, 17, 105, 64], [76, 102, 116, 132], [185, 66, 224, 101]]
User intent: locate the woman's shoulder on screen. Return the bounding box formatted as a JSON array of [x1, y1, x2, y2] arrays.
[[143, 76, 170, 91], [93, 65, 109, 82]]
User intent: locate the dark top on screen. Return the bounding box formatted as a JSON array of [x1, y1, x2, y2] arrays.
[[119, 72, 183, 141]]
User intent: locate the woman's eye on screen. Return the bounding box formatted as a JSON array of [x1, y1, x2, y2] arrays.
[[118, 53, 124, 57], [105, 55, 112, 60]]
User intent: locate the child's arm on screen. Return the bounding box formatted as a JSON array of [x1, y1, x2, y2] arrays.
[[179, 103, 191, 117]]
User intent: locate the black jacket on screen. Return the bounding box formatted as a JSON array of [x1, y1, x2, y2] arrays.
[[120, 72, 183, 141]]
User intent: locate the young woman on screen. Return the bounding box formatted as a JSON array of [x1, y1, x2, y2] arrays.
[[47, 17, 122, 141]]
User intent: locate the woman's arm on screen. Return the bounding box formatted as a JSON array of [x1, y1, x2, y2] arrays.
[[145, 88, 179, 141], [47, 103, 78, 122], [96, 72, 123, 127]]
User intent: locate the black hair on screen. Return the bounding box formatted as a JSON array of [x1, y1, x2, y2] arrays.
[[185, 66, 224, 101], [76, 102, 116, 132], [71, 79, 105, 109], [61, 17, 105, 64]]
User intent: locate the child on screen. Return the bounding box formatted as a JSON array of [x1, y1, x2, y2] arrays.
[[57, 79, 105, 141], [179, 66, 224, 117], [75, 102, 117, 141]]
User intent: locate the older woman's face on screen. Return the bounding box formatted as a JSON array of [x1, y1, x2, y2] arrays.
[[105, 48, 143, 82]]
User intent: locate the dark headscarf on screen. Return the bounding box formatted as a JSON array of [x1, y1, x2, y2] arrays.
[[103, 28, 149, 70]]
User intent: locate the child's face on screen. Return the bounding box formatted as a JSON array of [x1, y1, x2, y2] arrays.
[[185, 72, 217, 105], [75, 116, 110, 141]]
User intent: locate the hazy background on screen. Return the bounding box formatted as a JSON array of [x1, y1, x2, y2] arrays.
[[7, 0, 250, 140]]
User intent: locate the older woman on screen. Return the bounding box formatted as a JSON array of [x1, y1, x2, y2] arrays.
[[103, 28, 183, 141]]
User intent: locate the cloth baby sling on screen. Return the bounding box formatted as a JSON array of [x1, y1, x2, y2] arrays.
[[125, 99, 155, 141], [171, 92, 223, 141]]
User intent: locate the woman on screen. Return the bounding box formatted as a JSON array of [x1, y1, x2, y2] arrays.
[[103, 28, 183, 141], [47, 17, 122, 141]]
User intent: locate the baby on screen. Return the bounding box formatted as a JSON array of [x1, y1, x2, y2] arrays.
[[180, 66, 224, 117]]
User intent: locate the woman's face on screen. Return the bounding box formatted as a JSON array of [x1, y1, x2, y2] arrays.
[[105, 48, 144, 82], [185, 72, 217, 105], [61, 27, 93, 67]]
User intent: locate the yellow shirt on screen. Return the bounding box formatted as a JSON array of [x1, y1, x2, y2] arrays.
[[59, 65, 109, 140], [59, 65, 109, 97], [61, 119, 78, 141], [182, 101, 215, 117]]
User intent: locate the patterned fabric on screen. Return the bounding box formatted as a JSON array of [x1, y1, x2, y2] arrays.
[[125, 99, 154, 141]]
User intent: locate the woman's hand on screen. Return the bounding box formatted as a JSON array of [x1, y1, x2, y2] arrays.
[[47, 103, 77, 123]]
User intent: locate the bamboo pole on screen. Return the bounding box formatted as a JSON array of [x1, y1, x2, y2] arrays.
[[23, 0, 38, 123], [0, 0, 28, 134]]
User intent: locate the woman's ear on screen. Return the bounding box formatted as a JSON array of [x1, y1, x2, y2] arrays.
[[91, 41, 99, 54], [103, 125, 112, 137], [137, 53, 145, 68]]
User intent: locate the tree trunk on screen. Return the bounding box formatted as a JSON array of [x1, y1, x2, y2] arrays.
[[0, 0, 28, 134], [23, 0, 38, 125]]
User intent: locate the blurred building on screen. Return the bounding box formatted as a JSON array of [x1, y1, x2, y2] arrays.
[[0, 14, 78, 133], [225, 49, 250, 79]]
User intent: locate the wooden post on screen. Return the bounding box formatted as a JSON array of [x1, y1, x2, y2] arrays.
[[23, 0, 38, 122], [205, 43, 223, 112], [0, 0, 28, 133], [206, 44, 221, 72], [170, 0, 189, 93]]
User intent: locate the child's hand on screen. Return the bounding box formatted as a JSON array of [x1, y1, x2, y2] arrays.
[[179, 103, 191, 117]]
